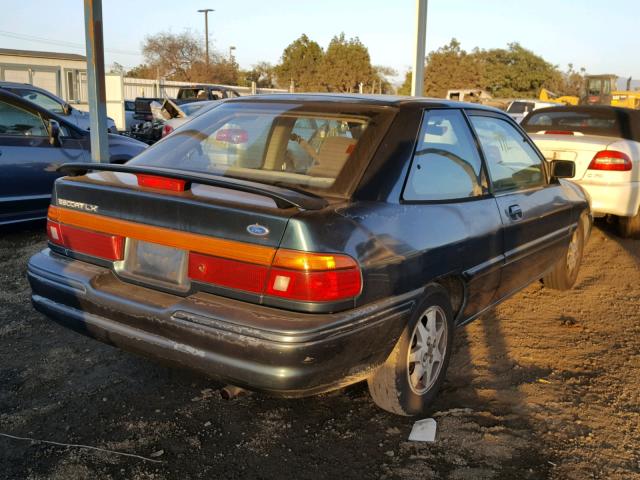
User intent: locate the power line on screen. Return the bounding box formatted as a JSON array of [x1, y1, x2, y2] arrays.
[[0, 30, 141, 56]]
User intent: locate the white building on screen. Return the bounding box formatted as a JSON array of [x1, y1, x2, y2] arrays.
[[0, 48, 88, 106]]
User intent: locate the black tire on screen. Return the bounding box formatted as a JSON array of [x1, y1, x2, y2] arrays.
[[543, 217, 585, 290], [617, 210, 640, 238], [367, 285, 455, 416]]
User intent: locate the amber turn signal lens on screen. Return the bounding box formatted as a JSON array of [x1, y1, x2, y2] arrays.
[[272, 249, 357, 271]]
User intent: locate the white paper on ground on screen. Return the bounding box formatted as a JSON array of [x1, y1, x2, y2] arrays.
[[408, 418, 437, 442]]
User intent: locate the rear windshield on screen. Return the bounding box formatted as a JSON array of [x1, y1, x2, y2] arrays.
[[521, 108, 639, 140], [127, 101, 393, 197]]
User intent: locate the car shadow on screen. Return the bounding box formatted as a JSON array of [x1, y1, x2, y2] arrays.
[[593, 218, 640, 265], [433, 309, 552, 475]]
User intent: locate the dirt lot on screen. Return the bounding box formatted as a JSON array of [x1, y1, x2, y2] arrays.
[[0, 221, 639, 479]]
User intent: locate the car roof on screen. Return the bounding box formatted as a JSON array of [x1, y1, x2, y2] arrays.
[[0, 80, 50, 91], [227, 93, 505, 113], [0, 81, 66, 101]]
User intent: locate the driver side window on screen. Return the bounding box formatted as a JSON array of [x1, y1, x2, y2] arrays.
[[470, 115, 544, 192], [0, 100, 48, 137], [404, 109, 484, 201]]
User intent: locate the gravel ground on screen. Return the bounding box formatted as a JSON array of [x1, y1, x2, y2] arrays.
[[0, 221, 639, 479]]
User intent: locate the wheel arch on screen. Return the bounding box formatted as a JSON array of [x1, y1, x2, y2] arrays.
[[430, 275, 466, 322]]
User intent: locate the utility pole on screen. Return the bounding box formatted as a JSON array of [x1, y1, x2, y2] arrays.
[[411, 0, 428, 97], [83, 0, 109, 162], [197, 8, 214, 64]]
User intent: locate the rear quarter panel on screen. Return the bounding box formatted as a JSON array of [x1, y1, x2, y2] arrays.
[[280, 199, 504, 322]]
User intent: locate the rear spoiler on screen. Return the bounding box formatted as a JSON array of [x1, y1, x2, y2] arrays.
[[57, 163, 328, 211]]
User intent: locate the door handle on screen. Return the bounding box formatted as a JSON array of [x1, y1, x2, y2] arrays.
[[508, 204, 523, 220]]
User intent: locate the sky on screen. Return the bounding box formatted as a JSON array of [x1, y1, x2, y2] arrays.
[[1, 0, 639, 83]]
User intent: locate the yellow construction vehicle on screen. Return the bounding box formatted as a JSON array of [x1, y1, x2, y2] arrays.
[[540, 76, 640, 109], [582, 74, 640, 109], [539, 88, 579, 106]]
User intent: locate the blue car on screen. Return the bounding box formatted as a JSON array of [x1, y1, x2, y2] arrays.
[[0, 90, 147, 226]]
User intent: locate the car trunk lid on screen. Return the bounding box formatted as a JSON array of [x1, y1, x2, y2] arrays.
[[529, 133, 620, 180]]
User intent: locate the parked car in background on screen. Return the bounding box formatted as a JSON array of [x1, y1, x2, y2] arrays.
[[0, 81, 117, 132], [506, 99, 557, 123], [28, 95, 590, 415], [176, 85, 240, 103], [0, 90, 147, 226], [522, 105, 640, 237], [132, 85, 239, 127], [124, 100, 136, 132], [161, 100, 219, 138], [129, 99, 221, 144]]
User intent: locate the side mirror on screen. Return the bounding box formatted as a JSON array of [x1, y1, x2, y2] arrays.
[[62, 103, 72, 116], [49, 119, 62, 147], [550, 159, 575, 179]]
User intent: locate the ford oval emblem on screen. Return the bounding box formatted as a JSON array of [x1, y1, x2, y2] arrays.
[[247, 224, 269, 236]]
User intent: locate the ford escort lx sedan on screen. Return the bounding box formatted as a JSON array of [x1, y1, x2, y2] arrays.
[[28, 95, 590, 415]]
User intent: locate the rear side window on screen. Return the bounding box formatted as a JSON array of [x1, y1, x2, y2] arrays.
[[471, 116, 545, 192], [0, 100, 48, 136], [404, 109, 484, 201]]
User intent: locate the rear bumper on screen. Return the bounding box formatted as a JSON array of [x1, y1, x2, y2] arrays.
[[576, 180, 640, 217], [28, 249, 418, 396]]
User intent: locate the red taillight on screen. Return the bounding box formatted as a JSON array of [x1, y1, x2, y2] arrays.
[[265, 268, 361, 301], [544, 130, 575, 135], [188, 252, 268, 293], [265, 250, 362, 302], [188, 249, 362, 302], [162, 124, 174, 137], [215, 128, 249, 144], [137, 174, 187, 192], [588, 150, 632, 171], [47, 219, 124, 261]]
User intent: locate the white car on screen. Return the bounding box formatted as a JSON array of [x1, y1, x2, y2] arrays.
[[522, 105, 640, 237], [506, 100, 558, 124]]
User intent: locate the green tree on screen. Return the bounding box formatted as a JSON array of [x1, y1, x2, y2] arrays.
[[126, 63, 156, 79], [241, 62, 277, 88], [135, 31, 239, 84], [322, 33, 374, 93], [275, 34, 324, 91], [371, 65, 397, 94], [478, 42, 560, 97], [399, 39, 577, 99], [399, 39, 483, 97]]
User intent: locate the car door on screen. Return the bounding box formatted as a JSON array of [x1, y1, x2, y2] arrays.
[[467, 111, 573, 300], [0, 98, 87, 225], [400, 108, 504, 322]]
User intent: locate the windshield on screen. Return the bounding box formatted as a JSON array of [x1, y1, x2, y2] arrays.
[[521, 108, 638, 140], [128, 101, 393, 197]]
